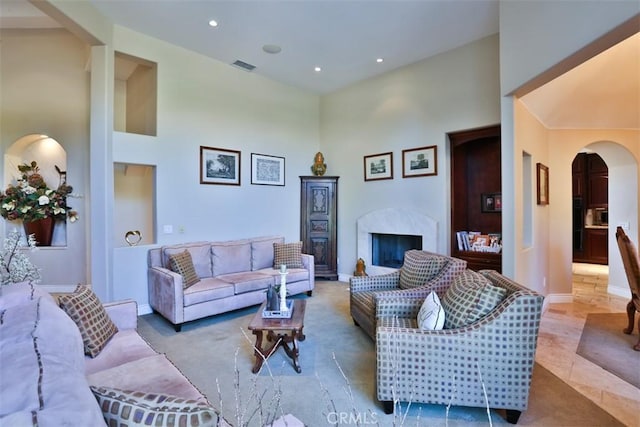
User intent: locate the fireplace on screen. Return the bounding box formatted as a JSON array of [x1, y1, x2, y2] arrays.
[[372, 233, 422, 268], [357, 208, 437, 275]]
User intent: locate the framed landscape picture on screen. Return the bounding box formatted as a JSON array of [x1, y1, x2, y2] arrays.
[[200, 146, 241, 185], [402, 145, 437, 178], [251, 153, 285, 186], [364, 152, 393, 181]]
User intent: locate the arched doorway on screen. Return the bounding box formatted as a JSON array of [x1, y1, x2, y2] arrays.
[[571, 141, 638, 299]]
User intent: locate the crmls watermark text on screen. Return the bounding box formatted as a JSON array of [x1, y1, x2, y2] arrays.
[[326, 412, 379, 425]]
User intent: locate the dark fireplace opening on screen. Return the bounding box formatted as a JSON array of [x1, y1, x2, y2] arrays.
[[372, 233, 422, 268]]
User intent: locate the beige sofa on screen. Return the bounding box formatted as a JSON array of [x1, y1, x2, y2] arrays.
[[0, 282, 228, 426], [148, 236, 315, 331]]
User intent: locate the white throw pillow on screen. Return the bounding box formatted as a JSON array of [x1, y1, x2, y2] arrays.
[[417, 291, 445, 330]]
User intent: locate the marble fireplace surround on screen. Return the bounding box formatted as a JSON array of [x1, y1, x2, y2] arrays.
[[356, 208, 437, 276]]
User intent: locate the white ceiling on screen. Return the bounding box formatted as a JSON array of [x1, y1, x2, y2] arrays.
[[1, 0, 638, 129]]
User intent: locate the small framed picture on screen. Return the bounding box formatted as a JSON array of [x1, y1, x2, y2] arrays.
[[251, 153, 285, 186], [481, 192, 502, 213], [537, 163, 549, 205], [364, 152, 393, 181], [402, 145, 437, 178], [200, 146, 241, 186]]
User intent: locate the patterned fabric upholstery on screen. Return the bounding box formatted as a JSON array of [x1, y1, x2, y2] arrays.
[[398, 250, 449, 289], [168, 250, 200, 289], [58, 285, 119, 358], [273, 241, 303, 269], [349, 251, 467, 339], [376, 269, 544, 420], [90, 386, 225, 427], [441, 269, 507, 329]]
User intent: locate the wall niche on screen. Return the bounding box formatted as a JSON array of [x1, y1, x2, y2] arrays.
[[3, 134, 69, 246], [114, 52, 157, 136], [113, 162, 156, 248]]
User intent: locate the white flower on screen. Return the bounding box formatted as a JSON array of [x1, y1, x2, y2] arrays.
[[2, 201, 15, 211], [0, 230, 41, 285], [22, 185, 36, 195], [37, 195, 50, 206], [52, 206, 65, 215], [19, 206, 31, 214]]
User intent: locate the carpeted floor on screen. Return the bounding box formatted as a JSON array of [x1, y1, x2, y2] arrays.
[[138, 281, 624, 426], [576, 312, 640, 389]]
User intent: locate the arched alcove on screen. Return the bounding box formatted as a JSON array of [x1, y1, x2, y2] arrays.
[[571, 140, 638, 298], [4, 133, 69, 246]]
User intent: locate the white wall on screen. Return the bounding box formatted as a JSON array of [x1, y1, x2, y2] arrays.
[[320, 35, 500, 276], [108, 26, 320, 305]]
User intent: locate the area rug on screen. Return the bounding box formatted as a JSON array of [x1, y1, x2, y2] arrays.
[[576, 312, 640, 389], [138, 282, 624, 426]]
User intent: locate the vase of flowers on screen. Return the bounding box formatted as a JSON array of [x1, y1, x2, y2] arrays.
[[0, 161, 78, 246]]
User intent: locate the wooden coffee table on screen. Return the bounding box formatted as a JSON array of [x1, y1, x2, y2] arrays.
[[247, 299, 306, 373]]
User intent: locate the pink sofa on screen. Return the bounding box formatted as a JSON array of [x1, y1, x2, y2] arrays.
[[147, 236, 315, 331], [0, 282, 228, 426]]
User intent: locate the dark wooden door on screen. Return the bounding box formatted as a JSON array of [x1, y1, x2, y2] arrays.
[[300, 176, 339, 279]]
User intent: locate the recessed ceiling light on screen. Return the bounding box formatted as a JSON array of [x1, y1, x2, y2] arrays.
[[208, 20, 218, 27], [263, 44, 282, 54], [314, 66, 322, 72], [376, 58, 384, 63]]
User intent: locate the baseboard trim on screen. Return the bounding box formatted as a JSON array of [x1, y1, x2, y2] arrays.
[[138, 303, 152, 316], [607, 286, 631, 299], [547, 293, 574, 304]]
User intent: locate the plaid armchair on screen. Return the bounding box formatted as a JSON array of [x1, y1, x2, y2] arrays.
[[349, 250, 467, 339], [375, 270, 544, 424]]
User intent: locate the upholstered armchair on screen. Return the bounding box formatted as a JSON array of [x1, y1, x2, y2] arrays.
[[349, 250, 467, 339], [615, 226, 640, 351], [375, 270, 544, 424]]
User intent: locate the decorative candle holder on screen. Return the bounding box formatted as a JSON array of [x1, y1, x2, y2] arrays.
[[279, 271, 288, 312]]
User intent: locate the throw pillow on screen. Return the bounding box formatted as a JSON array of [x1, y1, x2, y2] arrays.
[[398, 250, 449, 289], [273, 241, 303, 269], [441, 270, 507, 329], [90, 386, 221, 427], [168, 250, 200, 289], [58, 285, 118, 358], [417, 291, 445, 330]]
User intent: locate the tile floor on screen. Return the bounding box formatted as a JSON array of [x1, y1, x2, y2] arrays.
[[536, 263, 639, 426]]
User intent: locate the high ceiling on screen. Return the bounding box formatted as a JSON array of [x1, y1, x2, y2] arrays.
[[1, 0, 638, 129]]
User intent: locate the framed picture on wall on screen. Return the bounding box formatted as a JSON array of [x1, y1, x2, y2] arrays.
[[200, 146, 241, 185], [537, 162, 549, 205], [402, 145, 437, 178], [251, 153, 285, 186], [364, 152, 393, 181], [481, 192, 502, 213]]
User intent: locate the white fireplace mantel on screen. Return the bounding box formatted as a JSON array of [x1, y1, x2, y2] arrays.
[[356, 208, 437, 276]]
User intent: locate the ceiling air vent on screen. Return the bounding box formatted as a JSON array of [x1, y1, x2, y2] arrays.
[[231, 60, 256, 72]]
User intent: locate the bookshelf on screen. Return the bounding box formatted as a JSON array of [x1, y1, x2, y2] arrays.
[[448, 125, 502, 272]]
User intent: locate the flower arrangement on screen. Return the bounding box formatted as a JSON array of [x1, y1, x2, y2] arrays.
[[0, 229, 41, 285], [0, 161, 78, 223]]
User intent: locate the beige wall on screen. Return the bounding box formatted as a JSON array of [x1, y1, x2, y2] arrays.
[[0, 28, 89, 287]]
